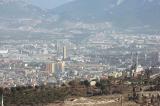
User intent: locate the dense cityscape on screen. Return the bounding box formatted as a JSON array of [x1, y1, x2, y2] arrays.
[[1, 0, 160, 106], [0, 32, 160, 87], [0, 32, 160, 106]]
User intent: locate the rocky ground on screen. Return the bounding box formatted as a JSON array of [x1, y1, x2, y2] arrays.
[[46, 95, 139, 106]]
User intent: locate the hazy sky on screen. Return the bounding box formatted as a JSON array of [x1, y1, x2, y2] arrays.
[[31, 0, 74, 9]]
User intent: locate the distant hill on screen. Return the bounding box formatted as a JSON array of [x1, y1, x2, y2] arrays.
[[0, 0, 54, 38], [0, 0, 46, 19], [0, 0, 160, 36], [51, 0, 160, 29]]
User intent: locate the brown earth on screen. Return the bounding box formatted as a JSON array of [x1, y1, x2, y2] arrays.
[[46, 96, 140, 106]]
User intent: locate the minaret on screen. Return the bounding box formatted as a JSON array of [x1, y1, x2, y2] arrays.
[[131, 52, 133, 66], [136, 52, 139, 67]]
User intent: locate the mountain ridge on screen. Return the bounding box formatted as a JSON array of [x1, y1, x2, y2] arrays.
[[51, 0, 160, 29], [0, 0, 46, 19]]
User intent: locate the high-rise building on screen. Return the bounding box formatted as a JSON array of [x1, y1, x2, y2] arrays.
[[56, 61, 65, 72], [63, 46, 67, 60], [46, 63, 55, 74], [46, 61, 65, 76]]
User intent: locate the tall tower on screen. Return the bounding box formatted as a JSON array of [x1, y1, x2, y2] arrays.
[[58, 61, 65, 72], [63, 46, 67, 61]]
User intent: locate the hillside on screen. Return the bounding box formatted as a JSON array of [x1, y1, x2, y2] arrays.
[[0, 0, 46, 19], [51, 0, 160, 29]]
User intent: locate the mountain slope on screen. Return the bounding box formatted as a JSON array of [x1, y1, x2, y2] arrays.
[[0, 0, 46, 19], [0, 0, 55, 39], [51, 0, 160, 29]]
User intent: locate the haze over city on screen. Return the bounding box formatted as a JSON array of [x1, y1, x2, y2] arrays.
[[0, 0, 160, 106]]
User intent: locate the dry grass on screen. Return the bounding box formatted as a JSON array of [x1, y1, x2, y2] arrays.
[[46, 95, 140, 106]]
